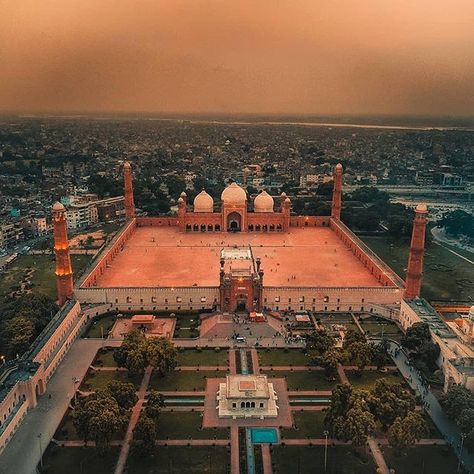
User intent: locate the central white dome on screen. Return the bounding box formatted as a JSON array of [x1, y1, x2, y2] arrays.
[[221, 182, 247, 205], [254, 190, 274, 213], [193, 190, 214, 212]]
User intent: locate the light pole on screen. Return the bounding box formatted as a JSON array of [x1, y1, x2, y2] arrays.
[[72, 377, 79, 405], [323, 430, 329, 472], [457, 433, 466, 473], [38, 433, 43, 469], [0, 355, 5, 365]]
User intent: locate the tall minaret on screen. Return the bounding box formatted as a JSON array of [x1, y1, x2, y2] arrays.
[[123, 161, 135, 219], [405, 203, 428, 299], [331, 163, 343, 220], [52, 202, 74, 306]]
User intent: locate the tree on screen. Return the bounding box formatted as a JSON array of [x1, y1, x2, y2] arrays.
[[388, 412, 427, 454], [324, 384, 353, 427], [145, 337, 178, 376], [320, 349, 341, 379], [401, 322, 440, 373], [458, 408, 474, 436], [333, 399, 375, 446], [306, 330, 335, 359], [1, 316, 34, 356], [344, 341, 373, 372], [440, 386, 474, 421], [344, 329, 366, 348], [106, 380, 138, 410], [372, 339, 389, 370], [439, 210, 474, 242], [145, 390, 165, 421], [132, 416, 156, 455]]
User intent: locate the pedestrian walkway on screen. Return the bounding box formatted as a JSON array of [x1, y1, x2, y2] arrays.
[[387, 340, 474, 474], [0, 339, 103, 474], [229, 349, 237, 375], [261, 444, 273, 474], [368, 437, 389, 474], [230, 426, 240, 474], [114, 366, 153, 474], [337, 364, 349, 384]]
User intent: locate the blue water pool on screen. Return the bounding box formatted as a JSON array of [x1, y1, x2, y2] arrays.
[[250, 427, 279, 444]]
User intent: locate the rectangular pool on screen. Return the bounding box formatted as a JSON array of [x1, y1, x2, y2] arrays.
[[250, 427, 279, 444]]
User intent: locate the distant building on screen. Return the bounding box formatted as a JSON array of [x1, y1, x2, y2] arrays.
[[415, 171, 434, 186], [0, 223, 24, 249]]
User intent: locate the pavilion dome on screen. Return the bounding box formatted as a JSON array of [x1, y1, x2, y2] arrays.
[[52, 202, 65, 211], [254, 191, 274, 213], [221, 182, 247, 205], [193, 190, 214, 212]]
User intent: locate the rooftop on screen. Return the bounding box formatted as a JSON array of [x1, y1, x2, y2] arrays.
[[406, 298, 456, 339], [90, 226, 386, 288], [226, 374, 271, 399]]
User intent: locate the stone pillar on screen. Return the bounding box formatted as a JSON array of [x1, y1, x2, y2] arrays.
[[178, 192, 187, 232], [52, 202, 74, 306], [405, 204, 428, 299], [280, 193, 291, 231], [123, 161, 135, 219], [331, 163, 343, 220]]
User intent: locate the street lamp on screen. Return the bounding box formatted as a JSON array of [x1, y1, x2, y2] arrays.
[[457, 433, 466, 473], [323, 430, 329, 472], [38, 433, 43, 469], [0, 355, 5, 365], [72, 377, 79, 405]]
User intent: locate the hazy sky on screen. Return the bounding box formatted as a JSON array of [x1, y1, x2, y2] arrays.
[[1, 0, 473, 115]]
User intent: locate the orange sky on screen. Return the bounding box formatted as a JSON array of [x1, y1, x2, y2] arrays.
[[0, 0, 473, 115]]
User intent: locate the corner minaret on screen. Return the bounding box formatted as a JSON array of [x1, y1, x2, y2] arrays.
[[331, 163, 343, 220], [405, 203, 428, 299], [52, 202, 74, 306], [123, 161, 135, 219]]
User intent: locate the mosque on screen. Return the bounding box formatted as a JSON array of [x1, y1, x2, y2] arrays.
[[52, 162, 427, 317]]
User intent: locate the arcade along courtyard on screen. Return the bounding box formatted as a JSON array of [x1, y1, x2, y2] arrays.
[[93, 226, 383, 288], [36, 311, 462, 474]]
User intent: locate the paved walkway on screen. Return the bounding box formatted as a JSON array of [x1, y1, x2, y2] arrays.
[[230, 425, 240, 474], [114, 366, 153, 474], [337, 364, 349, 384], [250, 349, 260, 374], [387, 341, 474, 474], [155, 439, 229, 446], [229, 349, 237, 375], [261, 444, 273, 474], [368, 437, 389, 474], [287, 390, 332, 396], [0, 339, 103, 474], [174, 366, 229, 371]]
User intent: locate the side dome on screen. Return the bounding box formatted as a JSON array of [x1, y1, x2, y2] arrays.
[[193, 190, 214, 212], [254, 190, 274, 213], [52, 201, 65, 212], [221, 182, 247, 205]]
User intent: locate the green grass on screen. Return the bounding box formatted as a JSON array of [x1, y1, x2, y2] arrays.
[[0, 254, 91, 300], [358, 317, 403, 340], [281, 411, 326, 439], [148, 370, 226, 391], [265, 370, 338, 391], [91, 347, 118, 367], [54, 409, 80, 441], [271, 445, 375, 474], [258, 349, 309, 366], [346, 370, 406, 389], [383, 446, 460, 474], [83, 314, 117, 338], [361, 235, 474, 301], [41, 446, 119, 474], [177, 349, 229, 366], [79, 369, 141, 391], [126, 446, 230, 473], [155, 412, 229, 440]]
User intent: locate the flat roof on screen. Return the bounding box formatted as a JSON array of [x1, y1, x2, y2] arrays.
[[91, 226, 385, 288]]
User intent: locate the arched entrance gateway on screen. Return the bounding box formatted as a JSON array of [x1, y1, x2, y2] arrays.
[[227, 212, 241, 232]]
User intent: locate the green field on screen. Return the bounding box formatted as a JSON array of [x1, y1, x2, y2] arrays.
[[346, 370, 406, 389], [0, 254, 91, 300], [91, 347, 118, 366], [83, 314, 117, 338], [265, 370, 338, 391], [155, 412, 229, 440], [177, 349, 229, 366], [361, 235, 474, 301], [280, 411, 326, 439], [271, 445, 375, 474], [41, 446, 119, 474], [126, 446, 230, 473], [383, 446, 459, 474], [79, 368, 142, 391], [148, 370, 226, 391], [358, 316, 403, 340], [258, 349, 309, 366]]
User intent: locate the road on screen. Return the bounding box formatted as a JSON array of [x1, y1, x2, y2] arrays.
[[0, 339, 103, 474]]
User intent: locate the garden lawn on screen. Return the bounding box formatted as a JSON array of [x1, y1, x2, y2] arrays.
[[271, 445, 375, 474], [177, 349, 228, 366], [148, 370, 226, 391], [258, 349, 309, 366], [362, 235, 474, 301], [383, 446, 459, 474], [359, 317, 403, 341], [266, 370, 338, 391], [79, 369, 141, 391], [155, 412, 229, 440], [280, 411, 326, 439], [41, 446, 119, 474], [126, 446, 230, 473], [83, 314, 117, 338], [92, 347, 118, 367], [346, 370, 406, 389]]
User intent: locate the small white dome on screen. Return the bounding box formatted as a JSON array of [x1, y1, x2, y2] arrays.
[[194, 190, 214, 212], [254, 191, 274, 213], [221, 182, 247, 205]]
